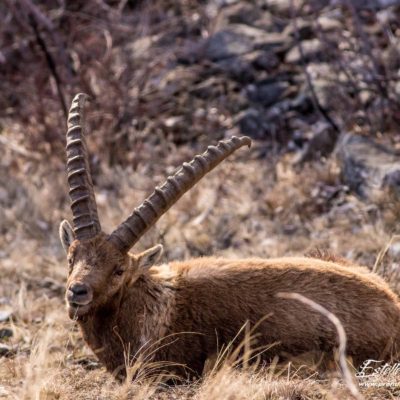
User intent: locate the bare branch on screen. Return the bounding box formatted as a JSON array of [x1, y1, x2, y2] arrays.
[[277, 292, 363, 400]]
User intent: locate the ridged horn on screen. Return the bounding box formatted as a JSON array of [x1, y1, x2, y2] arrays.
[[108, 136, 252, 252], [66, 93, 101, 240]]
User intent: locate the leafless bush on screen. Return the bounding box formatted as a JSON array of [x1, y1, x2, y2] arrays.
[[0, 0, 213, 166]]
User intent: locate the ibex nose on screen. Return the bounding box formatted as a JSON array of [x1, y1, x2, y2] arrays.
[[70, 283, 88, 296], [67, 283, 93, 305]]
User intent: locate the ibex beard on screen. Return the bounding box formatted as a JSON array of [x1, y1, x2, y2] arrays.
[[60, 93, 400, 380]]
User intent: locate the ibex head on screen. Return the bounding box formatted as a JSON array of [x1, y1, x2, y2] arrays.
[[59, 93, 251, 320]]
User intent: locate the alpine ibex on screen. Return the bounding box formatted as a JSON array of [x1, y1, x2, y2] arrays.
[[60, 93, 400, 379]]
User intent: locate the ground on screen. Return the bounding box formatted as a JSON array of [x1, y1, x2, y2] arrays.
[[1, 0, 400, 399]]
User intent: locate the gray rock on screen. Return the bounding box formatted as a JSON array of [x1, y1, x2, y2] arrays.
[[0, 298, 10, 305], [383, 42, 400, 71], [254, 32, 289, 53], [246, 81, 290, 107], [221, 50, 280, 80], [216, 57, 255, 82], [335, 133, 400, 198], [382, 170, 400, 193], [0, 310, 12, 322], [297, 122, 339, 163], [317, 15, 343, 32], [250, 50, 280, 71], [0, 328, 13, 339], [285, 39, 325, 64], [264, 0, 303, 15], [332, 0, 400, 10], [253, 10, 276, 31], [305, 63, 342, 110], [265, 92, 313, 120], [0, 344, 14, 357], [205, 30, 251, 61], [216, 2, 262, 27], [283, 20, 314, 41], [388, 242, 400, 258], [205, 24, 286, 61], [74, 356, 101, 370], [235, 108, 271, 140]]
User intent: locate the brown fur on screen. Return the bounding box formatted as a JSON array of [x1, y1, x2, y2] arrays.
[[61, 230, 400, 379], [305, 248, 354, 266]]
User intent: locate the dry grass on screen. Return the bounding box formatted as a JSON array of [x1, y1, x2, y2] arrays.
[[2, 0, 400, 398], [1, 136, 400, 399]]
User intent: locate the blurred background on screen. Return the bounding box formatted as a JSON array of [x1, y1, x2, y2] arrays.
[[1, 0, 400, 397]]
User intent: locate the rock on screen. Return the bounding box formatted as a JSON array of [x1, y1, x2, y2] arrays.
[[235, 108, 271, 140], [317, 15, 343, 32], [289, 92, 314, 114], [253, 10, 279, 32], [205, 24, 286, 61], [335, 133, 400, 198], [0, 344, 14, 357], [265, 0, 303, 15], [382, 170, 400, 193], [0, 298, 10, 305], [388, 242, 400, 258], [0, 328, 13, 339], [265, 92, 313, 120], [125, 34, 160, 61], [285, 39, 325, 64], [190, 76, 227, 99], [376, 7, 397, 25], [215, 2, 262, 28], [0, 187, 7, 202], [332, 0, 400, 10], [215, 50, 280, 82], [305, 63, 342, 110], [227, 24, 270, 43], [254, 32, 289, 53], [205, 28, 254, 61], [283, 20, 314, 41], [0, 309, 12, 322], [216, 57, 255, 83], [74, 356, 101, 370], [383, 42, 400, 71], [246, 81, 290, 107], [250, 50, 280, 71], [297, 122, 339, 163], [164, 116, 184, 129]]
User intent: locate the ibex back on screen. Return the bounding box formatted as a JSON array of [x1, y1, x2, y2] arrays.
[[60, 94, 400, 379]]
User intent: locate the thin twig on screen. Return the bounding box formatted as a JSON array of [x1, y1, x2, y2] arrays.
[[277, 292, 363, 400], [373, 235, 400, 274], [28, 13, 67, 119]]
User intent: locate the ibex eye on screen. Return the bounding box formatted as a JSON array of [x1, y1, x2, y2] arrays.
[[114, 268, 124, 276]]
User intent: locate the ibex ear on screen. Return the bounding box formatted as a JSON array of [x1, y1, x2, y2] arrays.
[[59, 220, 75, 253], [135, 244, 164, 271]]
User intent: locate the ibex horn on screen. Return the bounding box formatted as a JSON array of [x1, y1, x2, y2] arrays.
[[109, 136, 252, 252], [66, 93, 101, 240]]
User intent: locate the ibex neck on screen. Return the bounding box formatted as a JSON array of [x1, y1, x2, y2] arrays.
[[127, 274, 176, 350]]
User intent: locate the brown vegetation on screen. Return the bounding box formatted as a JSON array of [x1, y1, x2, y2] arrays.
[[2, 0, 400, 399]]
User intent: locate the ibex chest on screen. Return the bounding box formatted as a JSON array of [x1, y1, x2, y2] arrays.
[[79, 310, 132, 374]]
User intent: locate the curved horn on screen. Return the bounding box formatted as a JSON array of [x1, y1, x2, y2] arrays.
[[109, 136, 251, 252], [66, 93, 101, 240]]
